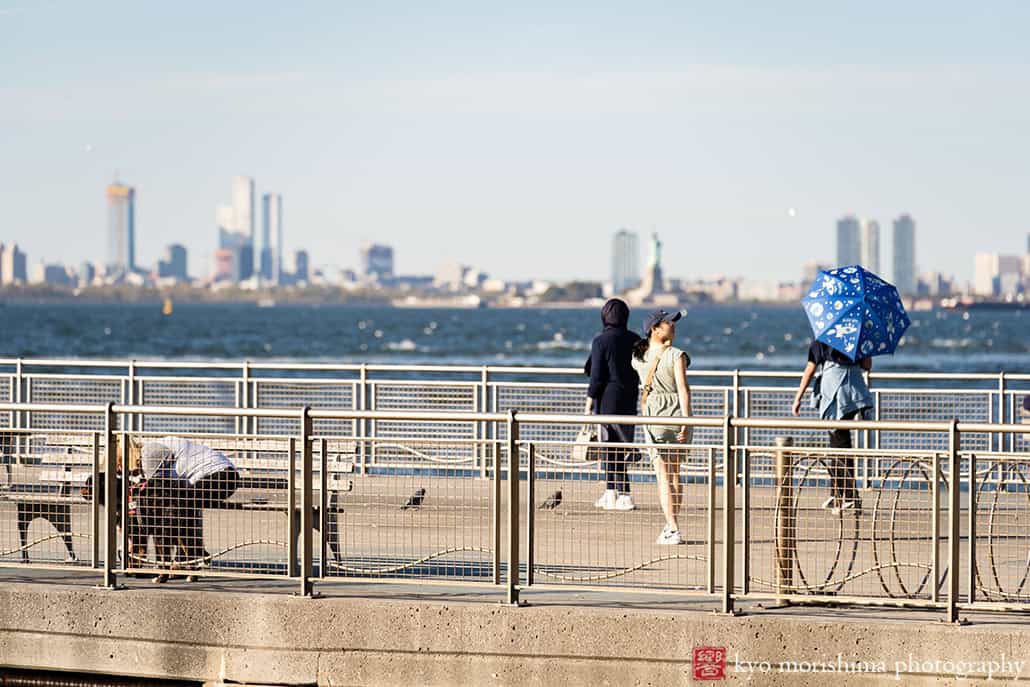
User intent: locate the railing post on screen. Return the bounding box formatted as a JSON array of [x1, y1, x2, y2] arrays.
[[998, 372, 1007, 453], [242, 360, 252, 435], [774, 436, 796, 605], [722, 416, 736, 614], [91, 431, 101, 569], [13, 358, 22, 454], [967, 452, 977, 605], [127, 359, 137, 432], [493, 436, 502, 585], [299, 406, 314, 597], [357, 364, 367, 474], [101, 403, 118, 589], [288, 437, 297, 578], [319, 438, 329, 579], [526, 442, 535, 588], [506, 410, 521, 605], [947, 419, 962, 623], [707, 446, 716, 594], [932, 450, 941, 604]]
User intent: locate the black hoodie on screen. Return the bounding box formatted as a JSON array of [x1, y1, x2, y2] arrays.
[[586, 299, 641, 414]]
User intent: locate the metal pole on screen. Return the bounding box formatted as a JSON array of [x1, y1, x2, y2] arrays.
[[998, 372, 1007, 453], [320, 438, 329, 579], [707, 446, 716, 594], [947, 419, 961, 623], [358, 365, 367, 474], [967, 451, 977, 604], [91, 431, 101, 569], [506, 410, 520, 605], [932, 450, 940, 604], [288, 437, 297, 578], [526, 442, 535, 588], [242, 360, 252, 435], [774, 436, 795, 605], [127, 360, 137, 432], [300, 406, 314, 596], [493, 438, 501, 585], [119, 426, 130, 574], [722, 416, 736, 614], [102, 404, 118, 588]]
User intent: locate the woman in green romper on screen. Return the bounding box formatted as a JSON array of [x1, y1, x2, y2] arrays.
[[631, 309, 693, 545]]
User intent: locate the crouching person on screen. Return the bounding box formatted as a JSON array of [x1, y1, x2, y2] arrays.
[[140, 437, 240, 582]]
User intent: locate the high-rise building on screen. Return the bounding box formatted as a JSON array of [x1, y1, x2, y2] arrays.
[[891, 215, 916, 294], [611, 229, 641, 293], [974, 253, 1022, 297], [212, 249, 235, 282], [294, 250, 309, 283], [232, 176, 255, 244], [1, 242, 27, 285], [106, 182, 136, 273], [158, 244, 188, 281], [360, 243, 395, 281], [260, 193, 282, 284], [79, 261, 96, 286], [860, 219, 880, 274], [835, 216, 861, 267]]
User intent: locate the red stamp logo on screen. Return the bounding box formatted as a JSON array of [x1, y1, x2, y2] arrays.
[[693, 646, 727, 681]]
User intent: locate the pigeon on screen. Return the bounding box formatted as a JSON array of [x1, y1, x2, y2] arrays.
[[538, 490, 562, 510], [401, 487, 426, 510]]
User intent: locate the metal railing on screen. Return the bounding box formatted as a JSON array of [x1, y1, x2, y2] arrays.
[[2, 399, 1029, 621], [3, 358, 1028, 454]]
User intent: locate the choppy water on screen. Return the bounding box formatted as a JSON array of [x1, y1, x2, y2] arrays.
[[1, 302, 1027, 372]]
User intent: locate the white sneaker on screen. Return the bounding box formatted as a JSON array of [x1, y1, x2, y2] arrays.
[[612, 494, 637, 511], [657, 527, 684, 545], [65, 552, 78, 563], [821, 497, 837, 511], [595, 489, 617, 509]]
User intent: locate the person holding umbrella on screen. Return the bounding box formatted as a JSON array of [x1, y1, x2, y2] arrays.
[[791, 265, 911, 515]]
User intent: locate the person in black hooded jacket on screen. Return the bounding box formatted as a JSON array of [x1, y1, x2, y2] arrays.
[[584, 298, 642, 510]]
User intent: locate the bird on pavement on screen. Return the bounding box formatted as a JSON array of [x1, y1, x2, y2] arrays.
[[538, 490, 562, 510], [401, 487, 426, 510]]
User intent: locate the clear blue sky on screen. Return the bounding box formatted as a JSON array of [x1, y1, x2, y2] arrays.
[[1, 1, 1028, 283]]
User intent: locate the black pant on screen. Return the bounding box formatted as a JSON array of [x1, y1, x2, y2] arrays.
[[600, 424, 634, 494], [828, 410, 860, 501], [180, 468, 240, 565]]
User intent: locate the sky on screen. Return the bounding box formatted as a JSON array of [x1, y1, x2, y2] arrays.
[[1, 1, 1028, 284]]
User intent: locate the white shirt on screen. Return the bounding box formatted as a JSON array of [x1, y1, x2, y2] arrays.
[[140, 437, 234, 485]]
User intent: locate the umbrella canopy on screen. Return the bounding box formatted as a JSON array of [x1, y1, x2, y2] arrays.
[[802, 265, 911, 360]]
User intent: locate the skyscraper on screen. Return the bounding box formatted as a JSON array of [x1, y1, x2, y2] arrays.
[[611, 229, 641, 293], [106, 182, 135, 273], [360, 243, 394, 281], [860, 219, 880, 274], [892, 215, 916, 294], [0, 243, 27, 284], [835, 216, 861, 267], [294, 250, 309, 283], [232, 176, 255, 243], [158, 244, 188, 281], [260, 193, 283, 284]]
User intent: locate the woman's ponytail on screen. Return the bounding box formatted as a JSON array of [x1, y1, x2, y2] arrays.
[[633, 335, 650, 361]]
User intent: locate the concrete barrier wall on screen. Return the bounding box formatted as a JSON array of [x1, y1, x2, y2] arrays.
[[0, 583, 1026, 686]]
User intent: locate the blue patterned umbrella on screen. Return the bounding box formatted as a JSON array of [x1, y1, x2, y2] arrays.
[[802, 265, 911, 360]]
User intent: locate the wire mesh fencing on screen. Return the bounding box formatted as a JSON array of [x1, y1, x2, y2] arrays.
[[740, 444, 944, 604], [0, 428, 99, 568]]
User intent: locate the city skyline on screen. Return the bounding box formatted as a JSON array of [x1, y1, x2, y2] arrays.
[[2, 3, 1029, 282]]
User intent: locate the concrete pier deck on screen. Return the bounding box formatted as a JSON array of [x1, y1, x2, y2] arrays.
[[2, 570, 1030, 686]]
